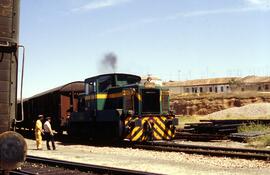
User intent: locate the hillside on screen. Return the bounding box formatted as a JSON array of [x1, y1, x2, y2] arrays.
[[170, 92, 270, 116]]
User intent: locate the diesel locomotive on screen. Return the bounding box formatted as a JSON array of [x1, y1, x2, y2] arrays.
[[68, 73, 178, 141], [18, 73, 178, 142]]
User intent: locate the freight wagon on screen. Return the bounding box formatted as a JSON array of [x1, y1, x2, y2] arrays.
[[17, 81, 84, 133]]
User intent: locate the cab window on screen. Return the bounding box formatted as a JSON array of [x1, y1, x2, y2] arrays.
[[85, 81, 96, 95], [98, 75, 114, 92]]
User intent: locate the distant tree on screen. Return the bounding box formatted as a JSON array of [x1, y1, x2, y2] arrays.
[[229, 78, 242, 91]]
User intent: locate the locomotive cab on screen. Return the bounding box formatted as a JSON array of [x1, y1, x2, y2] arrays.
[[68, 74, 141, 139]]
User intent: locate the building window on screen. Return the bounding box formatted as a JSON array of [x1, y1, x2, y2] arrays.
[[265, 85, 269, 90], [258, 86, 262, 91], [241, 88, 245, 91], [221, 86, 224, 92], [200, 87, 203, 93], [227, 86, 229, 89], [185, 88, 190, 93], [209, 87, 213, 92], [192, 88, 194, 93], [194, 88, 197, 93], [215, 87, 218, 93]]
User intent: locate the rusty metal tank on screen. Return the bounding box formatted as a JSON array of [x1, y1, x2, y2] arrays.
[[0, 0, 27, 171]]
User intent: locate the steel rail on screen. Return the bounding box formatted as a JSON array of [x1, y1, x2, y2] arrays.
[[11, 155, 161, 175], [148, 142, 270, 154], [130, 142, 270, 161], [9, 170, 36, 175]]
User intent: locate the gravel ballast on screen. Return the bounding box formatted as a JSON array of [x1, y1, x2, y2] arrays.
[[24, 139, 270, 175]]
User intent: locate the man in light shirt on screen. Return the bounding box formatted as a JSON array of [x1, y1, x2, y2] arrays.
[[43, 117, 56, 150]]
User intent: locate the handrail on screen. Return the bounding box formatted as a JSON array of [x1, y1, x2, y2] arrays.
[[15, 45, 25, 123]]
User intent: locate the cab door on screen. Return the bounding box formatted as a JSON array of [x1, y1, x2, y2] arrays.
[[85, 81, 97, 113]]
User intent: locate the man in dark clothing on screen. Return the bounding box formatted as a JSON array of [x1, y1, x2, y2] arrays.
[[43, 117, 56, 150]]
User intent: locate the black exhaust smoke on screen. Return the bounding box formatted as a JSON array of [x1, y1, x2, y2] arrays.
[[99, 52, 118, 73]]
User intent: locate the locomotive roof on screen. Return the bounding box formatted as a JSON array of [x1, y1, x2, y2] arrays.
[[24, 81, 85, 100], [85, 73, 141, 82]]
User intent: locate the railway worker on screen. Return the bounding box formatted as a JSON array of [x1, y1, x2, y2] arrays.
[[35, 114, 44, 150], [43, 117, 56, 150]]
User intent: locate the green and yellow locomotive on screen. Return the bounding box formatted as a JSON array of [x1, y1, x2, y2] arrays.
[[68, 73, 178, 142]]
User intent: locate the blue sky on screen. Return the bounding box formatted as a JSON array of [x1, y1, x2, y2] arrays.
[[19, 0, 270, 97]]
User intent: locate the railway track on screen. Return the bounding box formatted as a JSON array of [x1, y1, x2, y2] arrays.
[[14, 131, 270, 163], [179, 119, 270, 141], [8, 155, 160, 175], [129, 141, 270, 161]]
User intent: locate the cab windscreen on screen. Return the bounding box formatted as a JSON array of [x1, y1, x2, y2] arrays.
[[141, 89, 160, 114]]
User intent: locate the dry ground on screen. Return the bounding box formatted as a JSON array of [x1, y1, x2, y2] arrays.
[[24, 138, 270, 175]]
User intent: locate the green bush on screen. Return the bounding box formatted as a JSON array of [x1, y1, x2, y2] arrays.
[[246, 135, 270, 148], [238, 123, 270, 148], [238, 123, 270, 133]]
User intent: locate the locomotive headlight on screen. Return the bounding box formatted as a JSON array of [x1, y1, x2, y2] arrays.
[[127, 110, 134, 115]]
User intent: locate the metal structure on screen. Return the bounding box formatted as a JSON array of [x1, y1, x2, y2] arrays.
[[132, 142, 270, 160], [11, 155, 160, 175], [0, 0, 19, 133], [0, 0, 27, 171]]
